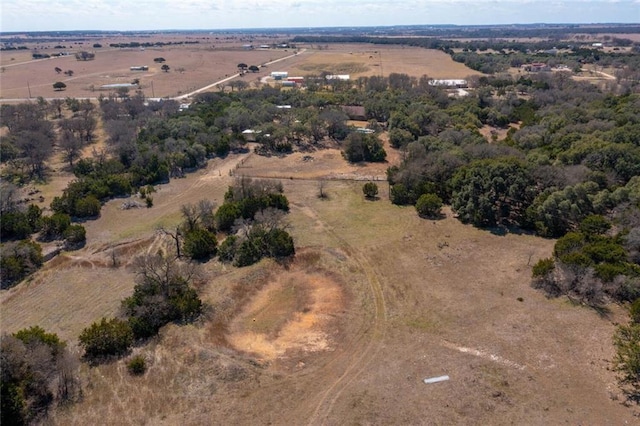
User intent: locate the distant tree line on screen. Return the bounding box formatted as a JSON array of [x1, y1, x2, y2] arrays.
[[109, 40, 200, 48]]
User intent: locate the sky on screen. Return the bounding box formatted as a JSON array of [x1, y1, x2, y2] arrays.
[[1, 0, 639, 33]]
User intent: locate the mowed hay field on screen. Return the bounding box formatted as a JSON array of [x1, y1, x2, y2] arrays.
[[287, 43, 483, 79], [0, 41, 291, 100], [2, 145, 637, 424], [1, 41, 480, 101]]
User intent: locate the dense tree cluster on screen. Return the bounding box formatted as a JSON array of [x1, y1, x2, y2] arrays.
[[1, 327, 79, 425], [213, 177, 295, 266], [532, 215, 640, 306], [78, 252, 204, 361], [0, 239, 43, 289], [614, 298, 640, 402], [293, 34, 640, 81], [0, 183, 86, 288]]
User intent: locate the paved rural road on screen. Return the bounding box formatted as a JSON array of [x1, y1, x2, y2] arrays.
[[1, 49, 307, 103], [174, 48, 307, 100]]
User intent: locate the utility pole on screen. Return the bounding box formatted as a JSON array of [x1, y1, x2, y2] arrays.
[[27, 81, 32, 98], [151, 81, 155, 98]]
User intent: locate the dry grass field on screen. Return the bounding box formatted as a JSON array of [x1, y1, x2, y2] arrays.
[[2, 140, 638, 424], [0, 39, 291, 100], [1, 41, 480, 101], [1, 36, 638, 425], [288, 43, 483, 79]]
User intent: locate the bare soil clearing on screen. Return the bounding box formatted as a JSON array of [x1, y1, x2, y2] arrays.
[[228, 268, 344, 361]]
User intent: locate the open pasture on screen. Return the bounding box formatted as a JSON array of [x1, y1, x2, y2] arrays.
[[1, 32, 637, 425], [2, 142, 636, 424], [0, 39, 292, 100], [287, 43, 483, 79], [1, 41, 482, 101]]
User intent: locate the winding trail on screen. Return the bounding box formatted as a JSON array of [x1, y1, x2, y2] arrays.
[[290, 203, 388, 426]]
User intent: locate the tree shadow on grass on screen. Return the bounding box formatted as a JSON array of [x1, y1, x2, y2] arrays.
[[486, 224, 536, 237]]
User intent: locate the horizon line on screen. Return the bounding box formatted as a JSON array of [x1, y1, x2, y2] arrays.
[[2, 22, 640, 36]]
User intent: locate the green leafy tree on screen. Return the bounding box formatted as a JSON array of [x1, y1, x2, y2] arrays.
[[53, 82, 66, 91], [40, 213, 71, 240], [183, 228, 217, 260], [214, 202, 241, 232], [64, 224, 86, 248], [73, 195, 101, 218], [2, 327, 78, 425], [343, 132, 387, 163], [415, 193, 443, 218], [218, 235, 239, 263], [579, 215, 611, 236], [388, 128, 414, 148], [362, 182, 379, 199], [451, 158, 533, 227], [78, 317, 133, 360], [0, 240, 43, 289], [122, 253, 203, 339]]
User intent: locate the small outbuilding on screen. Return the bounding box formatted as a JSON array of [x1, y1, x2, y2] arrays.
[[326, 74, 350, 81]]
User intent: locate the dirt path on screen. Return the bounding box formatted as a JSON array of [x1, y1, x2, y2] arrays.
[[175, 49, 307, 100], [291, 204, 388, 425]]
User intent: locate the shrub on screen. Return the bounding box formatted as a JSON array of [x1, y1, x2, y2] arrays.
[[0, 240, 44, 288], [127, 355, 147, 375], [613, 323, 640, 401], [78, 317, 133, 360], [630, 298, 640, 325], [265, 229, 295, 258], [40, 213, 71, 240], [362, 182, 379, 199], [390, 183, 411, 205], [532, 257, 555, 278], [234, 239, 262, 267], [554, 232, 586, 257], [218, 235, 239, 263], [215, 202, 241, 232], [579, 215, 611, 236], [415, 193, 443, 218], [13, 325, 64, 352], [183, 228, 217, 260], [64, 224, 86, 248], [73, 195, 101, 218]]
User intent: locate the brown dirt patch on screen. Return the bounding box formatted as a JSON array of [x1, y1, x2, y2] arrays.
[[227, 269, 344, 360]]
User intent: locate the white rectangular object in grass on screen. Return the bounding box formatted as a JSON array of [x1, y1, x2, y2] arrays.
[[424, 375, 450, 384]]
